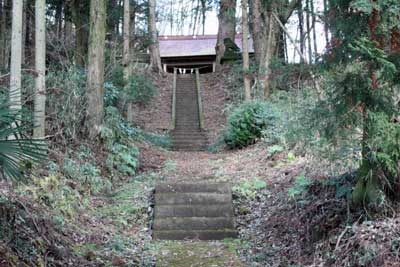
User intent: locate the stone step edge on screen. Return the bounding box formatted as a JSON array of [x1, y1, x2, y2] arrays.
[[153, 229, 237, 240], [155, 193, 232, 205], [153, 217, 235, 230], [155, 183, 231, 193]]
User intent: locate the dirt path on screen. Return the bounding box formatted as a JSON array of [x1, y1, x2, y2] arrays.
[[147, 143, 309, 266]]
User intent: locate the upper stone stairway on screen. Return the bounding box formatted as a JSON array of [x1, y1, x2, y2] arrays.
[[170, 74, 207, 151]]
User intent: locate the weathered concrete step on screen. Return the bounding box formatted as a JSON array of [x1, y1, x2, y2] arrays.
[[170, 134, 204, 138], [155, 204, 233, 217], [174, 119, 200, 122], [175, 108, 197, 111], [153, 229, 237, 240], [154, 217, 234, 231], [172, 142, 207, 147], [175, 105, 198, 109], [171, 139, 207, 143], [174, 126, 201, 129], [175, 116, 199, 119], [171, 137, 206, 141], [171, 144, 207, 149], [155, 193, 231, 205], [170, 134, 206, 139], [172, 147, 206, 152], [173, 129, 202, 132], [175, 117, 199, 120], [171, 136, 206, 140], [176, 92, 196, 94], [174, 125, 201, 129], [175, 106, 198, 110], [155, 183, 231, 193], [172, 130, 203, 134], [171, 130, 205, 133]]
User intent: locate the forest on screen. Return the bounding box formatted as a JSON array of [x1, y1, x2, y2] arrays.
[[0, 0, 400, 266]]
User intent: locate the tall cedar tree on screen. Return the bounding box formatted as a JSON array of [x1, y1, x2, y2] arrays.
[[322, 0, 400, 205], [86, 0, 107, 138], [215, 0, 236, 68], [34, 0, 46, 138]]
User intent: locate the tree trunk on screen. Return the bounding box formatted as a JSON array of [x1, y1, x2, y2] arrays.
[[123, 0, 130, 81], [250, 0, 265, 67], [311, 0, 317, 60], [33, 0, 46, 138], [192, 0, 199, 35], [352, 110, 379, 205], [107, 0, 119, 37], [25, 1, 34, 66], [259, 11, 279, 99], [0, 0, 5, 68], [21, 0, 27, 65], [250, 0, 299, 98], [215, 0, 236, 68], [123, 0, 134, 122], [10, 0, 23, 111], [55, 1, 63, 39], [70, 0, 89, 67], [241, 0, 251, 100], [298, 0, 305, 63], [323, 0, 329, 48], [2, 0, 11, 70], [276, 26, 286, 61], [148, 0, 162, 73], [86, 0, 107, 138], [201, 0, 206, 35], [306, 0, 312, 63]]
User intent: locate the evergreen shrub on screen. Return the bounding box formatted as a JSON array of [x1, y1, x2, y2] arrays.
[[126, 74, 157, 105], [224, 101, 270, 148]]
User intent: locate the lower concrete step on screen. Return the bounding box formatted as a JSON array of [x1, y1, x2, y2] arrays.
[[172, 146, 207, 152], [154, 217, 234, 231], [155, 183, 230, 193], [171, 140, 207, 146], [153, 182, 237, 240], [155, 204, 234, 217], [153, 229, 237, 240], [155, 192, 231, 205]]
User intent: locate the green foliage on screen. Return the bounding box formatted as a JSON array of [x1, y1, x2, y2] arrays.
[[104, 82, 120, 107], [108, 65, 125, 89], [0, 92, 47, 181], [287, 174, 313, 200], [319, 0, 400, 204], [101, 107, 140, 177], [318, 42, 398, 204], [25, 174, 85, 218], [106, 143, 139, 176], [233, 178, 267, 198], [125, 74, 158, 105], [267, 145, 284, 156], [46, 67, 87, 143], [62, 158, 112, 195], [224, 101, 271, 148]]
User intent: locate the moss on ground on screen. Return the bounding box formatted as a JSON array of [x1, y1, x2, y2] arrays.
[[155, 240, 242, 267]]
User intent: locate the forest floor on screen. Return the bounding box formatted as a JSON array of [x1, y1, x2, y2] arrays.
[[140, 144, 311, 266], [2, 69, 400, 266]]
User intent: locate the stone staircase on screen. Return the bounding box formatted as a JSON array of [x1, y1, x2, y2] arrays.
[[170, 74, 208, 151], [153, 183, 237, 240]]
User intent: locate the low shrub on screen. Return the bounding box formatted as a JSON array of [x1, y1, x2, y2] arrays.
[[106, 143, 139, 177], [126, 74, 157, 105], [224, 101, 270, 148]]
